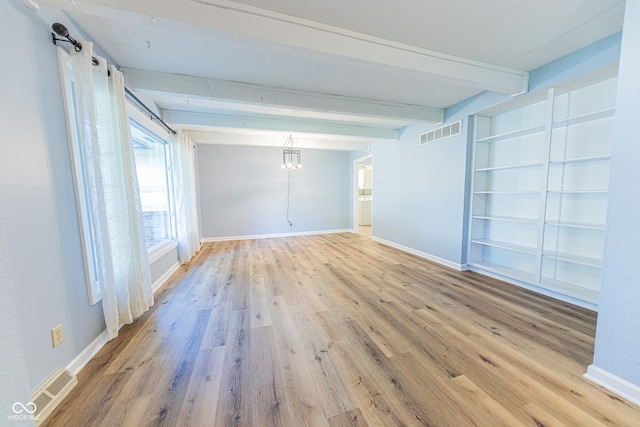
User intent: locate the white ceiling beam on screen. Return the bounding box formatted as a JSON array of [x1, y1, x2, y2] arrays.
[[186, 131, 371, 151], [164, 110, 398, 140], [123, 69, 443, 123], [39, 0, 528, 95]]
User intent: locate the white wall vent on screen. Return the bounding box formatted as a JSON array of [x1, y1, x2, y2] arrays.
[[420, 120, 462, 145], [31, 367, 78, 425]]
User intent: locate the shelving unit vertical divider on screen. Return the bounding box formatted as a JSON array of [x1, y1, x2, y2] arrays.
[[533, 88, 556, 283], [466, 115, 478, 266], [466, 115, 488, 266]]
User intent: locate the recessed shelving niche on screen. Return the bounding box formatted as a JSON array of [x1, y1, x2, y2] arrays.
[[467, 69, 618, 308]]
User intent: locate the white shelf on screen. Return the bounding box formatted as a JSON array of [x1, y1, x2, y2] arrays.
[[475, 163, 543, 172], [469, 261, 535, 283], [545, 221, 605, 231], [474, 190, 540, 195], [549, 155, 611, 165], [543, 251, 603, 268], [552, 107, 615, 128], [471, 239, 536, 255], [540, 277, 600, 304], [476, 125, 546, 144], [473, 215, 538, 224], [547, 190, 608, 195]]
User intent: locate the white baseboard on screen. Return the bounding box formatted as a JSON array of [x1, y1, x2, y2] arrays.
[[201, 229, 352, 243], [66, 329, 110, 376], [371, 236, 466, 271], [152, 261, 180, 293], [585, 365, 640, 407]]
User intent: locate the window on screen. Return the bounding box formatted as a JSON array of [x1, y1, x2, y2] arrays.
[[58, 47, 177, 306], [130, 120, 176, 253]]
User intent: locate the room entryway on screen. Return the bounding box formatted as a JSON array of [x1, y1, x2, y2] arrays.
[[354, 156, 373, 238]]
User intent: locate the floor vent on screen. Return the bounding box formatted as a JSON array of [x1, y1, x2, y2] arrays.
[[420, 120, 462, 145], [32, 368, 78, 425]]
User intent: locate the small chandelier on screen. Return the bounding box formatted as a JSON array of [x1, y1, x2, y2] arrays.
[[281, 134, 302, 170]]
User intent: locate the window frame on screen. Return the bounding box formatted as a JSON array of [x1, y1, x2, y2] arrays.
[[57, 48, 104, 304], [127, 105, 178, 263]]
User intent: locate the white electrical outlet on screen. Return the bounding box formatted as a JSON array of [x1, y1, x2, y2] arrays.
[[51, 324, 64, 348]]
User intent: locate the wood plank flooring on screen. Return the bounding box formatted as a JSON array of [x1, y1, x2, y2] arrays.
[[43, 233, 640, 426]]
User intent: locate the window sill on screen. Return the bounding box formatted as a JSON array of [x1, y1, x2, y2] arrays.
[[148, 240, 178, 264]]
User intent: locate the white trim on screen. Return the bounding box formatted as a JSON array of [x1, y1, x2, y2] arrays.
[[66, 329, 110, 376], [152, 261, 180, 293], [126, 100, 167, 138], [148, 239, 178, 264], [201, 229, 352, 243], [585, 365, 640, 407], [372, 236, 467, 271]]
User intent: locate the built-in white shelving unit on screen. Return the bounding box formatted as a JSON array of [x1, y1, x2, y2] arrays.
[[467, 70, 618, 307]]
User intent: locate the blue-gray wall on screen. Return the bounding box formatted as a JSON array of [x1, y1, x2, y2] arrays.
[[0, 211, 31, 423], [197, 144, 351, 238], [150, 246, 180, 285], [0, 1, 180, 394], [0, 0, 106, 389], [592, 0, 640, 389], [369, 125, 470, 263]]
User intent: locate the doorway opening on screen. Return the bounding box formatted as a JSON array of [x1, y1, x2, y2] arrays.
[[354, 155, 373, 238]]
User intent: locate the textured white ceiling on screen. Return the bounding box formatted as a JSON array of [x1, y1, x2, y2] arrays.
[[65, 13, 479, 108], [39, 0, 625, 148], [228, 0, 625, 70]]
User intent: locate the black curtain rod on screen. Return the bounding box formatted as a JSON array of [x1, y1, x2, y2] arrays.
[[51, 22, 177, 136], [124, 88, 177, 135]]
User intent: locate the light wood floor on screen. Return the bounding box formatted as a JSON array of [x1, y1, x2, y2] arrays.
[[44, 233, 640, 426], [357, 225, 372, 238]]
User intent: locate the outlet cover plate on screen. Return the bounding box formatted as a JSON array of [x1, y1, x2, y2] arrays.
[[51, 324, 63, 348]]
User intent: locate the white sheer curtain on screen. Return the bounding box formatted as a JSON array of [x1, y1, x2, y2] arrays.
[[171, 131, 201, 263], [170, 131, 200, 263], [68, 42, 153, 339]]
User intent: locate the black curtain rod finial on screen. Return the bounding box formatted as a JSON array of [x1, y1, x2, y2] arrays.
[[51, 22, 82, 52], [52, 22, 70, 38]]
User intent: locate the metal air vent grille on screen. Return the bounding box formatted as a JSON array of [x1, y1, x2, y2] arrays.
[[420, 120, 462, 145]]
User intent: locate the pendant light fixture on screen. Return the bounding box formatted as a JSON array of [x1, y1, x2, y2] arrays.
[[281, 134, 302, 170]]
